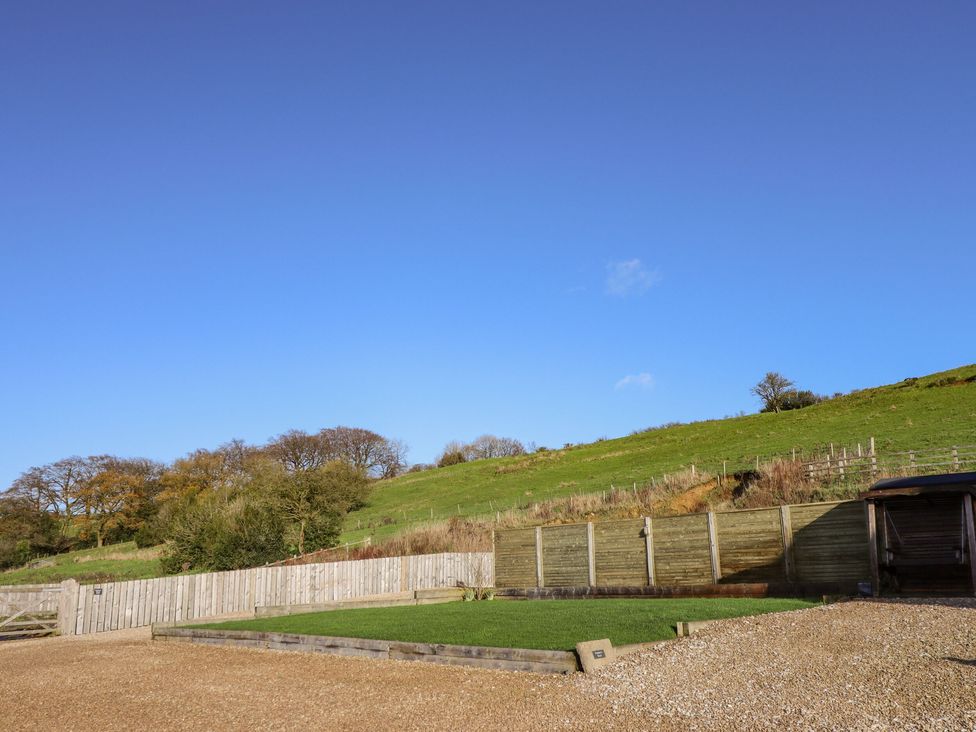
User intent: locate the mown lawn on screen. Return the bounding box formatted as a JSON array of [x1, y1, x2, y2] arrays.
[[192, 597, 817, 650], [0, 541, 164, 586], [342, 364, 976, 543]]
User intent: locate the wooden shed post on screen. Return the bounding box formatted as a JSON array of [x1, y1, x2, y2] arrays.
[[865, 501, 880, 597], [586, 522, 596, 587], [963, 496, 976, 597], [643, 517, 655, 586], [706, 512, 721, 583], [779, 505, 795, 583], [534, 527, 544, 588]]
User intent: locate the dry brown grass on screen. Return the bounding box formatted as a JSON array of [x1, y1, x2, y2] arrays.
[[733, 459, 864, 508], [74, 546, 163, 564]]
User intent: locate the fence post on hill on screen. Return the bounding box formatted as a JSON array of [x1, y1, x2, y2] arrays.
[[953, 447, 960, 471], [870, 437, 878, 477], [535, 527, 544, 588], [779, 506, 795, 582], [586, 522, 596, 586], [58, 579, 80, 636], [909, 451, 916, 471], [643, 517, 655, 586], [706, 512, 721, 583]]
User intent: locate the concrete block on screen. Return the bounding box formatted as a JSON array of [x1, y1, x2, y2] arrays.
[[575, 638, 615, 673], [676, 620, 713, 637]]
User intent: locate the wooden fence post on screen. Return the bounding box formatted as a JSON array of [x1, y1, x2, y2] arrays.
[[643, 517, 655, 586], [58, 579, 80, 636], [909, 450, 916, 471], [779, 505, 795, 583], [953, 446, 960, 471], [586, 522, 596, 586], [706, 512, 721, 583], [535, 527, 544, 588], [865, 501, 880, 597], [870, 436, 878, 477], [400, 555, 410, 592], [962, 497, 976, 597]]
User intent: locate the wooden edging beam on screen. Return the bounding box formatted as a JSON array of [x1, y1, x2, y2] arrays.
[[151, 626, 579, 675]]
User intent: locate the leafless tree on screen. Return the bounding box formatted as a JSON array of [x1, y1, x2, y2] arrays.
[[321, 426, 407, 478], [468, 435, 526, 459], [266, 430, 336, 472], [751, 372, 795, 413]]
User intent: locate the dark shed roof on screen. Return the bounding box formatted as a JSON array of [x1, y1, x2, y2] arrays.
[[863, 471, 976, 499]]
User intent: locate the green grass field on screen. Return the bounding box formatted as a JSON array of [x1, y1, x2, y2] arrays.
[[342, 364, 976, 542], [193, 597, 817, 650], [0, 541, 164, 586]]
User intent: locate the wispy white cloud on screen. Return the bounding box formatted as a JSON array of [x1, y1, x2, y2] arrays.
[[605, 259, 660, 297], [615, 372, 655, 390]]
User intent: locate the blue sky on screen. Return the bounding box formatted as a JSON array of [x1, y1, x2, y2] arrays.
[[2, 2, 974, 486]]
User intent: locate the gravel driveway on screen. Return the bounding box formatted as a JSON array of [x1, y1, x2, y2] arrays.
[[1, 599, 973, 731]]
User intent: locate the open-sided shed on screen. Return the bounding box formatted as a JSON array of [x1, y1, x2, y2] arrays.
[[863, 472, 976, 595]]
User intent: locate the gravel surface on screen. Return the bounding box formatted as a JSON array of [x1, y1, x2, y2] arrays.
[[1, 599, 974, 731], [577, 599, 976, 731]]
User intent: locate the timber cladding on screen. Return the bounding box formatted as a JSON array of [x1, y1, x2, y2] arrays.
[[593, 519, 646, 586], [493, 500, 872, 591]]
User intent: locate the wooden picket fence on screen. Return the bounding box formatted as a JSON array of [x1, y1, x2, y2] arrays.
[[57, 551, 492, 636]]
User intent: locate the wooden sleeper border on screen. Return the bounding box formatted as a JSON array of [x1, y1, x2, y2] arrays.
[[152, 626, 580, 675]]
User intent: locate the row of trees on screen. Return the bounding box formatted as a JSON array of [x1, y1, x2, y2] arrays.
[[436, 434, 526, 468], [0, 426, 402, 572]]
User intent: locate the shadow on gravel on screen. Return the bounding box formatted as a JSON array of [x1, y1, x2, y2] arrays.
[[942, 657, 976, 667]]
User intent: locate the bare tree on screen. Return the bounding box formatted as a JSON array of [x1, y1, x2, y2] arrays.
[[468, 435, 525, 459], [751, 372, 795, 413], [321, 427, 407, 478], [266, 430, 336, 472]]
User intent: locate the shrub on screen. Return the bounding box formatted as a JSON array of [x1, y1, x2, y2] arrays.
[[437, 450, 467, 468], [161, 492, 287, 573]]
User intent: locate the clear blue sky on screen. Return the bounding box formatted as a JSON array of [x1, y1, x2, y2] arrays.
[[2, 2, 974, 486]]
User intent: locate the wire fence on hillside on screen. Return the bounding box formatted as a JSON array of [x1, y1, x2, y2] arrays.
[[345, 435, 976, 537]]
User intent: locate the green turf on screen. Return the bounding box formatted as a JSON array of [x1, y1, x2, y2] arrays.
[[343, 364, 976, 542], [192, 597, 817, 650], [0, 541, 164, 586]]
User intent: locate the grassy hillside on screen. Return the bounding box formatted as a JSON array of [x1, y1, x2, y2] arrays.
[[0, 542, 163, 586], [342, 364, 976, 542]]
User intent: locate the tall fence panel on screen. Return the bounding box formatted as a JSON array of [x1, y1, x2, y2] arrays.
[[653, 514, 714, 586], [716, 508, 787, 583], [593, 519, 646, 586], [790, 502, 870, 583], [47, 551, 492, 636], [493, 500, 871, 591]]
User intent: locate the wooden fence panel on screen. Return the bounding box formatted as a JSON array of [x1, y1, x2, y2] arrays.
[[653, 514, 713, 586], [540, 525, 589, 587], [493, 527, 538, 588], [29, 551, 490, 635], [716, 508, 787, 583], [593, 519, 647, 586], [790, 502, 870, 583]]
